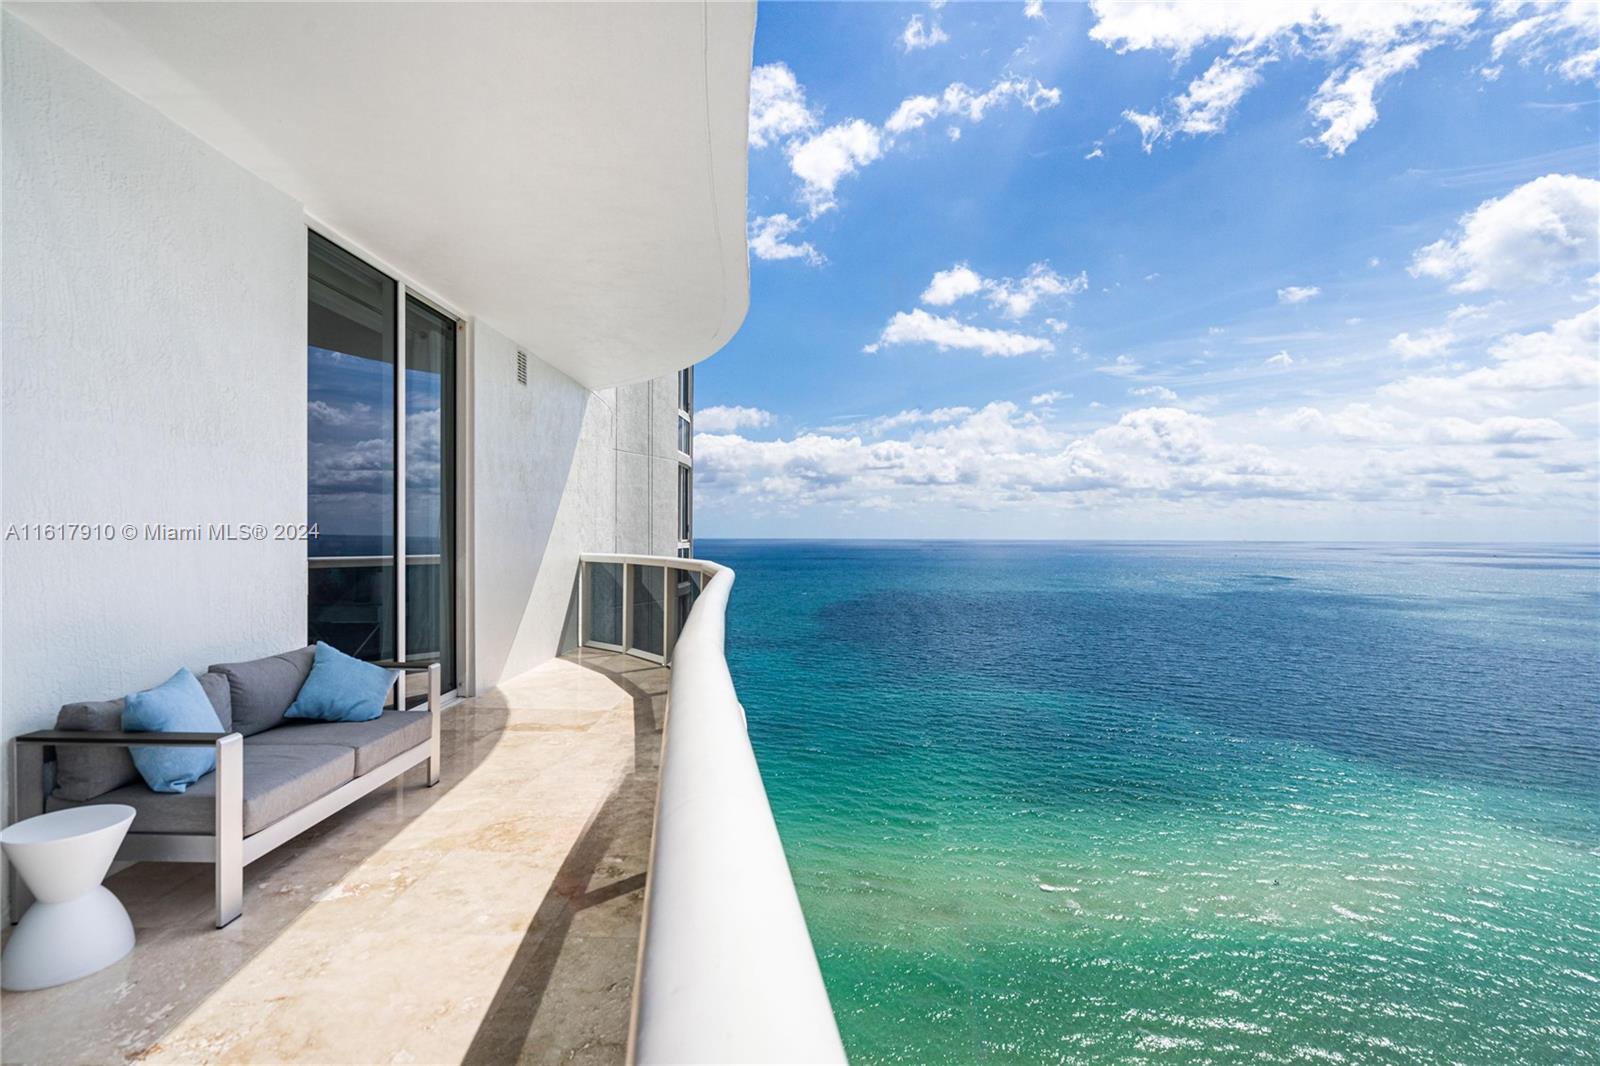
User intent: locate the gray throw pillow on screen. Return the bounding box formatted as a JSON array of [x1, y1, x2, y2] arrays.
[[53, 698, 135, 802], [208, 646, 315, 736], [53, 671, 233, 802]]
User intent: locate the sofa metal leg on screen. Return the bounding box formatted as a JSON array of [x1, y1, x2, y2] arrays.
[[8, 741, 46, 923], [426, 662, 442, 787], [214, 734, 244, 928]]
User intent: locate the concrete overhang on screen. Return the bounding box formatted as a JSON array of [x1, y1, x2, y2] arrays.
[[8, 1, 754, 388]]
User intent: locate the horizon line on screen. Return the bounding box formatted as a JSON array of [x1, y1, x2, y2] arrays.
[[693, 536, 1600, 547]]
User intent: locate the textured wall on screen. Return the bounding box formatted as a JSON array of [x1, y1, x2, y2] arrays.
[[614, 377, 689, 555], [1, 15, 308, 740], [470, 323, 690, 692], [471, 322, 612, 689], [2, 14, 693, 726]]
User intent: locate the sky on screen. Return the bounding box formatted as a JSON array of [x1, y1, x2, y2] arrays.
[[691, 0, 1600, 541]]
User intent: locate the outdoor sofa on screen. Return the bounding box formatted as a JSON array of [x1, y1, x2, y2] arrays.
[[9, 646, 442, 928]]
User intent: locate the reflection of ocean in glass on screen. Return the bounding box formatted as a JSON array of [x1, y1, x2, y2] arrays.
[[710, 540, 1600, 1065]]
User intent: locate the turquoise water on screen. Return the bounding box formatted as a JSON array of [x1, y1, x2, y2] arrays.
[[705, 541, 1600, 1065]]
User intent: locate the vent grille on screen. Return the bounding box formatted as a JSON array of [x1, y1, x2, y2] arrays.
[[516, 350, 528, 385]]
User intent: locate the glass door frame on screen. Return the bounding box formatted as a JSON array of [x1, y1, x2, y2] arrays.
[[307, 217, 472, 701]]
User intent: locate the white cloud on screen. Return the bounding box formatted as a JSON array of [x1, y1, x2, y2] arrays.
[[1025, 0, 1045, 19], [988, 265, 1089, 318], [787, 120, 884, 216], [1285, 403, 1573, 445], [1124, 109, 1165, 152], [749, 63, 817, 148], [901, 13, 950, 52], [1383, 305, 1600, 406], [1084, 145, 1105, 160], [696, 405, 774, 433], [1308, 41, 1428, 155], [693, 402, 1118, 509], [887, 77, 1063, 135], [1131, 384, 1179, 401], [919, 262, 1088, 318], [748, 213, 824, 266], [1410, 174, 1600, 292], [1031, 390, 1068, 405], [1266, 351, 1295, 367], [1277, 285, 1322, 304], [1447, 303, 1494, 322], [1090, 1, 1479, 154], [921, 264, 986, 305], [697, 387, 1590, 520], [943, 78, 1062, 122], [1096, 354, 1143, 376], [1388, 326, 1454, 361], [308, 400, 375, 428], [867, 308, 1055, 358], [1489, 1, 1600, 82], [823, 406, 975, 436], [885, 95, 943, 135], [784, 74, 1060, 215], [1173, 56, 1265, 136]]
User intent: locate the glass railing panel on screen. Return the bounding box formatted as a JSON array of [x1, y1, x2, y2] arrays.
[[588, 562, 624, 647], [669, 568, 701, 659], [308, 557, 395, 661], [630, 564, 665, 657]]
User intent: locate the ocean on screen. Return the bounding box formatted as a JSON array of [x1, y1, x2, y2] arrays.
[[702, 540, 1600, 1065]]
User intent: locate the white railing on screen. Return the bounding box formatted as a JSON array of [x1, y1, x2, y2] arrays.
[[307, 554, 442, 569], [578, 553, 847, 1065]]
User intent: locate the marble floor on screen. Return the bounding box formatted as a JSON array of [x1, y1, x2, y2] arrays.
[[0, 649, 668, 1065]]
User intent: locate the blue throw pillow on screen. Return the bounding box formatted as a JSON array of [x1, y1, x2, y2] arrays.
[[285, 642, 395, 723], [123, 669, 225, 793]]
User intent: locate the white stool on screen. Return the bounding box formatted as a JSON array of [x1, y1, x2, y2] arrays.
[[2, 804, 137, 991]]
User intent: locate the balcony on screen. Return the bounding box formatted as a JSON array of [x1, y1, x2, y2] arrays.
[[1, 556, 843, 1064]]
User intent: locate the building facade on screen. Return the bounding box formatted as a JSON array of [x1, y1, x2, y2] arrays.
[[1, 3, 735, 741]]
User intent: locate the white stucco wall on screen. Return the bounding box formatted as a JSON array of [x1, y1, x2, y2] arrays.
[[1, 15, 307, 738], [471, 322, 613, 688], [2, 13, 696, 732], [470, 323, 690, 692]]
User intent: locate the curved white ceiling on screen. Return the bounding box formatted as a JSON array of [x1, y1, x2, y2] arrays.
[[12, 1, 754, 389]]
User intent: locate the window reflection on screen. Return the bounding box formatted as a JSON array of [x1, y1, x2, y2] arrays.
[[307, 233, 397, 662]]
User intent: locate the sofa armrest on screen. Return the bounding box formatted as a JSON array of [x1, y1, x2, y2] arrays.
[[9, 729, 246, 924], [15, 729, 236, 747], [370, 658, 440, 674], [362, 662, 442, 783], [14, 729, 236, 747]]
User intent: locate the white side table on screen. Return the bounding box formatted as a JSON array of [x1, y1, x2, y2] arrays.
[[2, 804, 137, 991]]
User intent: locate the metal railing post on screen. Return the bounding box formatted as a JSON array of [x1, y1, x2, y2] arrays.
[[666, 568, 679, 665], [621, 562, 634, 654], [578, 560, 589, 648]]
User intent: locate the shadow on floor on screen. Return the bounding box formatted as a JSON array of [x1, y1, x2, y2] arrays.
[[0, 703, 515, 1063], [463, 651, 667, 1066]]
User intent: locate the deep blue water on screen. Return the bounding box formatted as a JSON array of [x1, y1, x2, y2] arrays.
[[704, 540, 1600, 1064]]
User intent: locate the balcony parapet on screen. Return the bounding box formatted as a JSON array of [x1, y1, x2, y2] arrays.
[[577, 553, 847, 1065]]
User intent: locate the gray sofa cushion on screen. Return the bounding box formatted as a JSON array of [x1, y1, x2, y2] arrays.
[[208, 646, 314, 736], [52, 672, 233, 802], [247, 711, 431, 776], [47, 742, 355, 836]]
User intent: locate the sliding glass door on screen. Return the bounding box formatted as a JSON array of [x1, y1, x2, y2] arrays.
[[404, 297, 457, 694], [307, 231, 458, 696], [307, 235, 398, 663]]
